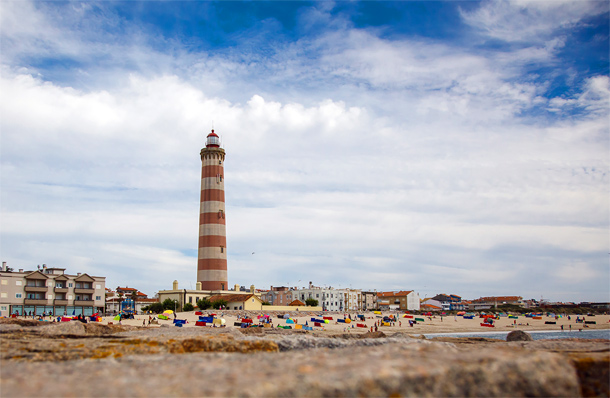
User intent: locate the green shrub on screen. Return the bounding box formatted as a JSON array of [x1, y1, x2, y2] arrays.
[[305, 298, 318, 307], [197, 298, 211, 310], [211, 299, 228, 309]]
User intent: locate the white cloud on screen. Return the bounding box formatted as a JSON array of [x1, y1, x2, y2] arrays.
[[0, 1, 608, 301], [460, 0, 608, 43]]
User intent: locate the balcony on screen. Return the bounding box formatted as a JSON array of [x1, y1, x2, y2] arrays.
[[24, 286, 49, 293], [54, 299, 69, 305], [54, 287, 69, 293], [24, 299, 48, 305], [74, 288, 95, 294], [74, 300, 94, 306]]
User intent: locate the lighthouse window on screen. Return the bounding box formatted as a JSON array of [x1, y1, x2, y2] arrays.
[[219, 161, 222, 165], [220, 246, 224, 253]]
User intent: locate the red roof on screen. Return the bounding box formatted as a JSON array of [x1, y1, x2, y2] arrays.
[[473, 296, 522, 303], [377, 291, 413, 298]]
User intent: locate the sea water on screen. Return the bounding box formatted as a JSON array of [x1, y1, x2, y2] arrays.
[[423, 329, 610, 341]]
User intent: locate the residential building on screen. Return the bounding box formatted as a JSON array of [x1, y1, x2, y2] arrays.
[[294, 282, 347, 311], [377, 291, 421, 311], [207, 293, 263, 311], [157, 281, 258, 311], [0, 262, 105, 317], [344, 289, 361, 311], [431, 294, 465, 311], [260, 286, 297, 306], [468, 296, 524, 310], [105, 287, 157, 314], [361, 291, 378, 311], [420, 298, 443, 312]]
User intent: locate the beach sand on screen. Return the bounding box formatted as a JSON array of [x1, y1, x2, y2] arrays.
[[102, 311, 610, 335]]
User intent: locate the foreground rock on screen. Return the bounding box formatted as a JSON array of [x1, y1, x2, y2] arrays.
[[1, 320, 608, 397], [507, 330, 534, 341], [1, 341, 581, 397]]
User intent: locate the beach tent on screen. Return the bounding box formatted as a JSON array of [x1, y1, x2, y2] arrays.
[[286, 319, 295, 324], [113, 315, 121, 321]]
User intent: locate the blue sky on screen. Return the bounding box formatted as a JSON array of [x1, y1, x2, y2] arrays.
[[1, 1, 608, 302]]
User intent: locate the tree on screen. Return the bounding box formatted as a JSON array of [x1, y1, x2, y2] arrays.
[[162, 298, 177, 311], [142, 302, 163, 314], [305, 298, 318, 307], [117, 291, 124, 313], [197, 298, 211, 310], [183, 303, 194, 311], [211, 299, 228, 309], [130, 290, 138, 314]]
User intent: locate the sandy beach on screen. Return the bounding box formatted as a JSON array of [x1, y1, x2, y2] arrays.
[[102, 310, 610, 335]]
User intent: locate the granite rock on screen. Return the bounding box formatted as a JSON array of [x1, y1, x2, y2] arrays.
[[0, 342, 581, 397], [507, 330, 533, 341]]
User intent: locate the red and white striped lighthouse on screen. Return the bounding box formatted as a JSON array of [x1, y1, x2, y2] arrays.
[[197, 130, 227, 291]]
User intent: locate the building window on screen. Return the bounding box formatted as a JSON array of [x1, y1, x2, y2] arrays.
[[96, 296, 101, 300], [69, 283, 73, 288], [189, 297, 193, 304], [16, 293, 22, 298], [1, 280, 6, 285], [15, 280, 22, 286]]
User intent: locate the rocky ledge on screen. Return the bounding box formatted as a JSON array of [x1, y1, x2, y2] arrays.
[[0, 319, 608, 397]]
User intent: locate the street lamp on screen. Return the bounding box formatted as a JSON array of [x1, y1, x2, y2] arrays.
[[174, 299, 177, 313]]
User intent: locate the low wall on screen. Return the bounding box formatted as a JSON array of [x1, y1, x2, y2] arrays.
[[262, 306, 322, 312]]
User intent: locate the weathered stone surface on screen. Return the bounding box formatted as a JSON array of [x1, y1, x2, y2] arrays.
[[507, 330, 533, 341], [566, 352, 610, 397], [39, 321, 86, 336], [0, 342, 580, 397], [1, 322, 607, 397]]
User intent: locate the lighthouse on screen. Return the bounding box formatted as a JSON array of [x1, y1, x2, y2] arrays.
[[197, 130, 228, 291]]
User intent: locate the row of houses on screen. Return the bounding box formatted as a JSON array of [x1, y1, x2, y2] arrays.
[[259, 283, 421, 311], [421, 294, 529, 312], [2, 262, 561, 317]]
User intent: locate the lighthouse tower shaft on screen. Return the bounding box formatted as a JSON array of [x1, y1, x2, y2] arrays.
[[197, 131, 227, 291]]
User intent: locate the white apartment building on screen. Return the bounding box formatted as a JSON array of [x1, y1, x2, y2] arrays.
[[295, 282, 362, 311]]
